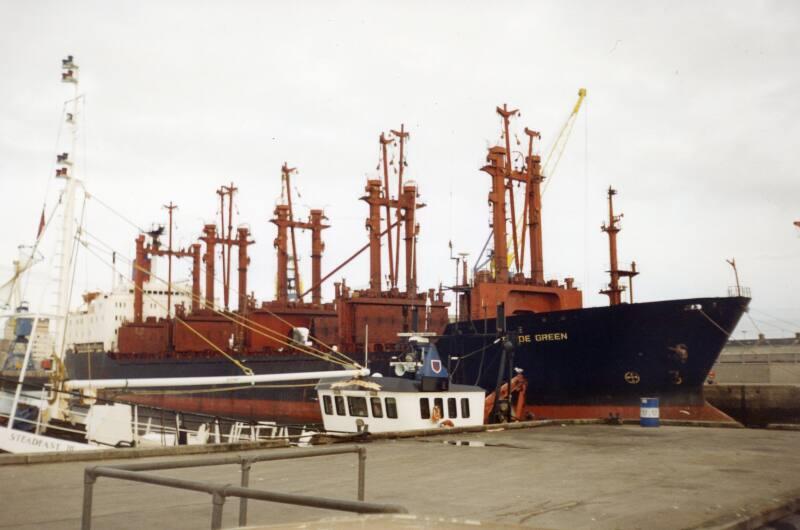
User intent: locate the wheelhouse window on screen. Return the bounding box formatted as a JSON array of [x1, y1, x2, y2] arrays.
[[347, 396, 368, 417], [334, 395, 345, 416], [322, 395, 333, 415], [419, 398, 430, 419], [461, 398, 470, 418], [447, 397, 457, 418], [370, 397, 383, 418], [385, 397, 398, 419]]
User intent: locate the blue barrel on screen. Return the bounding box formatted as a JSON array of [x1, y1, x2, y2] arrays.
[[14, 317, 33, 338], [640, 397, 660, 427]]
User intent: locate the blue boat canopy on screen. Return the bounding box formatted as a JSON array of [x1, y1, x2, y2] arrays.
[[418, 343, 448, 380], [418, 343, 449, 391]]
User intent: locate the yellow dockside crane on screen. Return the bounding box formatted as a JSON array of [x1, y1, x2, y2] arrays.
[[542, 88, 587, 194], [505, 88, 587, 272]]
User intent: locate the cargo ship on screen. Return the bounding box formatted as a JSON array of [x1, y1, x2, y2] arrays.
[[436, 106, 748, 422], [63, 103, 747, 425], [3, 61, 748, 425]]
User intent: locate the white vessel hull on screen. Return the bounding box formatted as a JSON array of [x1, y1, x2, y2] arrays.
[[0, 427, 98, 453]]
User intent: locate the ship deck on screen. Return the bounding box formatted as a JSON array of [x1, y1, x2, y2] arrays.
[[1, 423, 799, 529]]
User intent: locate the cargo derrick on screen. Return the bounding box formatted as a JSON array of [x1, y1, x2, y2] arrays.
[[119, 219, 205, 356], [174, 202, 255, 355], [118, 188, 256, 358], [177, 171, 337, 358], [460, 105, 582, 321], [256, 163, 338, 351], [333, 127, 448, 353], [117, 129, 450, 362]]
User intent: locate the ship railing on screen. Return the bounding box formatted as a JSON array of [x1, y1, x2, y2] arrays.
[[81, 445, 407, 530], [0, 410, 299, 449], [130, 411, 311, 447], [1, 379, 317, 448], [727, 286, 752, 297]]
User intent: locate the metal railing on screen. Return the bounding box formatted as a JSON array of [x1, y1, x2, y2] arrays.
[[81, 445, 407, 530], [727, 285, 752, 297]]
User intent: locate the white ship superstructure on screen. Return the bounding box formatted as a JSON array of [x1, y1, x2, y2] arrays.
[[66, 278, 193, 353]]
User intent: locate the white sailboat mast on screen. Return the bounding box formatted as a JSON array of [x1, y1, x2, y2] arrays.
[[54, 55, 80, 358]]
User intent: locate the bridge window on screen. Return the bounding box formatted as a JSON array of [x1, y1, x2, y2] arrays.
[[419, 398, 430, 419], [447, 398, 457, 418], [322, 395, 332, 415], [461, 398, 470, 418], [347, 396, 368, 417], [334, 395, 345, 416], [370, 397, 383, 418], [385, 397, 397, 419]]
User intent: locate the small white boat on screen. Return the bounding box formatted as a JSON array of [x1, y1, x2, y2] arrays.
[[317, 337, 485, 434]]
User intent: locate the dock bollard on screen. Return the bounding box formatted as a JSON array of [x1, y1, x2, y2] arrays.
[[640, 397, 660, 427]]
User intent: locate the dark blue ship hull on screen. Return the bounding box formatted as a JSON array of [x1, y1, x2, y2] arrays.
[[438, 296, 749, 413]]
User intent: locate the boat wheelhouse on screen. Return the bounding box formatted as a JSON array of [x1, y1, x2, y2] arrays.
[[316, 337, 485, 434], [316, 376, 485, 433]]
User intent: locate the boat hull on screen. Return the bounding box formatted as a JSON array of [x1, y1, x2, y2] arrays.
[[57, 296, 748, 424], [438, 296, 749, 421]]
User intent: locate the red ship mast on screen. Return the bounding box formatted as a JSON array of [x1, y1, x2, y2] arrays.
[[121, 127, 449, 360], [498, 105, 519, 276], [401, 182, 420, 296], [362, 128, 424, 296], [163, 201, 177, 317], [524, 127, 545, 284], [380, 133, 396, 288], [271, 164, 330, 304], [216, 183, 238, 310], [200, 224, 217, 309], [461, 103, 582, 321], [363, 179, 384, 292], [281, 164, 304, 301], [132, 197, 253, 326], [327, 125, 448, 349], [600, 187, 638, 305], [307, 209, 328, 305], [132, 219, 202, 324], [391, 124, 409, 288]]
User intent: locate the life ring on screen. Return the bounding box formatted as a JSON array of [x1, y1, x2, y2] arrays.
[[439, 419, 454, 428]]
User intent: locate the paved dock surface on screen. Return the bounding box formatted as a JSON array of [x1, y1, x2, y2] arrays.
[[1, 424, 799, 529]]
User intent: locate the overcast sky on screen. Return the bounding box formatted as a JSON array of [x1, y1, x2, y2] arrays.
[[1, 1, 798, 339]]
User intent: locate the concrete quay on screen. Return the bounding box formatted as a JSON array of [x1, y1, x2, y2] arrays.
[[0, 423, 799, 529], [706, 383, 800, 426]]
